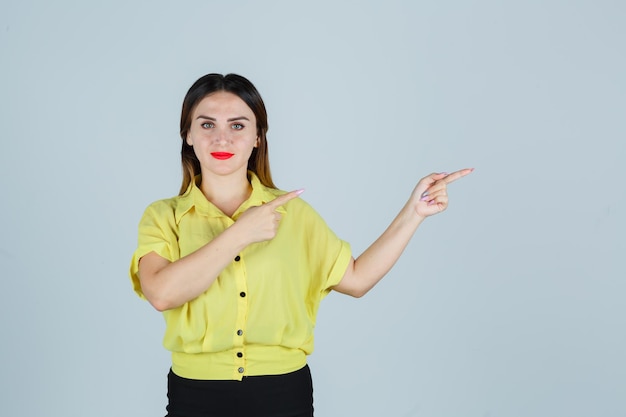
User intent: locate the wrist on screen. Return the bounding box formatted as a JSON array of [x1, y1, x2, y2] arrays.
[[223, 222, 253, 253], [400, 202, 426, 227]]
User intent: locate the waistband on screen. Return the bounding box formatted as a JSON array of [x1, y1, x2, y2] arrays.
[[171, 345, 307, 381]]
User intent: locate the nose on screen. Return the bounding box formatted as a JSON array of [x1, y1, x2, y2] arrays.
[[212, 128, 232, 145]]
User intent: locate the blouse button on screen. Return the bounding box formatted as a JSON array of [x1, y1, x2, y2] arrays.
[[234, 255, 241, 262], [238, 367, 244, 374], [237, 329, 243, 336], [240, 292, 246, 298], [237, 352, 243, 358]]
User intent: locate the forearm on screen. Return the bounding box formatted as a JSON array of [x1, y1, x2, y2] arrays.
[[141, 224, 250, 311], [333, 168, 473, 297]]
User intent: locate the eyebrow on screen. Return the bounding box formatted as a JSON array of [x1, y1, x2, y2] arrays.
[[196, 115, 251, 122]]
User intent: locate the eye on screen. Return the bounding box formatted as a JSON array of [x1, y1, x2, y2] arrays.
[[201, 122, 214, 129], [231, 123, 244, 130]]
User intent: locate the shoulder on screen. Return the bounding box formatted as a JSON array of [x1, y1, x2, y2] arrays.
[[139, 194, 185, 223], [143, 195, 178, 213], [282, 194, 326, 225]]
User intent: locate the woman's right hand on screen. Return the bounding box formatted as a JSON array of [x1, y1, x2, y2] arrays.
[[234, 189, 304, 244]]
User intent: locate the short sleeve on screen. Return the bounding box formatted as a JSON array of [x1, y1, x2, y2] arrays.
[[320, 239, 351, 298], [129, 202, 178, 299], [290, 199, 352, 299]]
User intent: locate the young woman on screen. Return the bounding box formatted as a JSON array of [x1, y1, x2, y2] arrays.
[[130, 73, 472, 417]]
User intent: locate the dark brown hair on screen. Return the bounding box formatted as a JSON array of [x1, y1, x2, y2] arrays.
[[178, 73, 275, 194]]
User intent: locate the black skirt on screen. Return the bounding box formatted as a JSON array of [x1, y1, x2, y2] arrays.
[[165, 365, 314, 417]]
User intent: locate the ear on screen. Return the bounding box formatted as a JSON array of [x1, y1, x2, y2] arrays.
[[254, 137, 259, 148], [186, 135, 193, 146]]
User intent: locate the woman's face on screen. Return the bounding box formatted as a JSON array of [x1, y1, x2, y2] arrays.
[[186, 91, 258, 179]]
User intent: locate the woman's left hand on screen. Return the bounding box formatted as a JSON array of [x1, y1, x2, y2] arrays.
[[411, 168, 474, 218]]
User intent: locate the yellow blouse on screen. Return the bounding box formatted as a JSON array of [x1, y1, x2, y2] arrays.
[[130, 173, 352, 380]]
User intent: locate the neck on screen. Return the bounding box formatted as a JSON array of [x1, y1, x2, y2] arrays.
[[199, 171, 252, 216]]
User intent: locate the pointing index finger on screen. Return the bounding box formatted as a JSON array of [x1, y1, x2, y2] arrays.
[[266, 189, 305, 209], [442, 168, 474, 185]]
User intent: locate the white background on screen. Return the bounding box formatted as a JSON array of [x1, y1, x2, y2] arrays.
[[1, 1, 625, 416]]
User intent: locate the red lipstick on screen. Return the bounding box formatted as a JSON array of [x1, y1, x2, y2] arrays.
[[211, 152, 234, 160]]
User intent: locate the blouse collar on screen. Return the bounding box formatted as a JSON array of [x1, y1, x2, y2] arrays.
[[175, 172, 285, 223]]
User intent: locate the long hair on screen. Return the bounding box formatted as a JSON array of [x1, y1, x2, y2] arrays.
[[178, 73, 275, 195]]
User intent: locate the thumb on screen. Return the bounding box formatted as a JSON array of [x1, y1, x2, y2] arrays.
[[416, 172, 447, 195]]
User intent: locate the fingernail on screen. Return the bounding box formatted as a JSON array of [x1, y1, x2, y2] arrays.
[[295, 189, 305, 195]]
